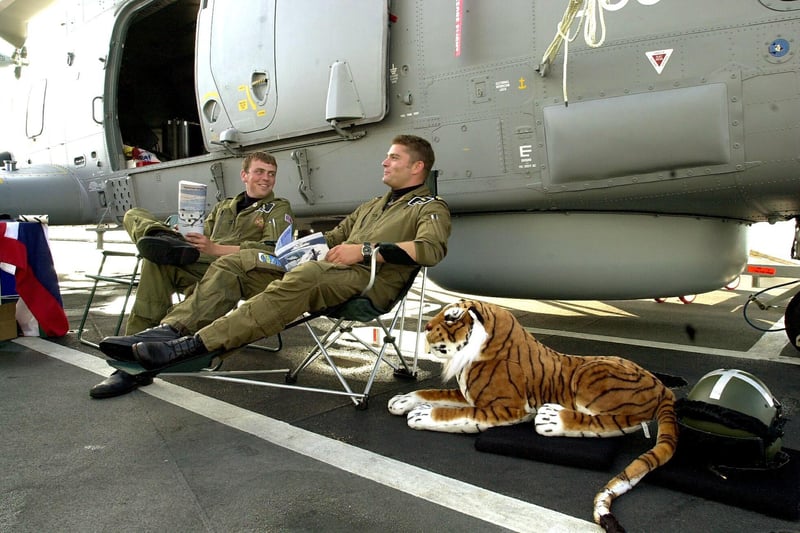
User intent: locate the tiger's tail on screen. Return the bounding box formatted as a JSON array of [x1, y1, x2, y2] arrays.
[[592, 392, 678, 533]]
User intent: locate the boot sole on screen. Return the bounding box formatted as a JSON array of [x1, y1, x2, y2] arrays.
[[98, 339, 138, 362], [137, 237, 200, 266]]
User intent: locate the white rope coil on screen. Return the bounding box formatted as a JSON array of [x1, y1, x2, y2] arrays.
[[539, 0, 615, 106]]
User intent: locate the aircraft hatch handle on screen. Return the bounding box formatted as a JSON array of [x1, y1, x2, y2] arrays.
[[92, 96, 103, 124], [210, 162, 225, 202], [292, 149, 315, 205]]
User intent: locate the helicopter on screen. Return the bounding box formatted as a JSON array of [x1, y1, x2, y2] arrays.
[[1, 0, 799, 345]]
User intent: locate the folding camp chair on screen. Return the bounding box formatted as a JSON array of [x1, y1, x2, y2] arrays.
[[282, 258, 428, 407], [107, 246, 429, 409], [77, 250, 141, 348]]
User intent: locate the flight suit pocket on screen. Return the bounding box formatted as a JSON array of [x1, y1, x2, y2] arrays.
[[239, 248, 283, 272]]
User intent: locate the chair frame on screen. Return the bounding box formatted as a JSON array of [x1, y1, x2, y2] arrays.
[[77, 250, 141, 348], [284, 261, 427, 403], [142, 246, 429, 409]]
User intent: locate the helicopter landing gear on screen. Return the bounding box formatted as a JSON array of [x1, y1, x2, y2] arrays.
[[724, 276, 741, 290], [654, 295, 696, 304]]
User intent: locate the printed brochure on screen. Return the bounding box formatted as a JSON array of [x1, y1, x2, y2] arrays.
[[262, 225, 329, 271], [176, 180, 207, 236]]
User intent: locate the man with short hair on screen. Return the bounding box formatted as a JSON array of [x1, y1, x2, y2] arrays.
[[90, 151, 293, 398], [101, 134, 451, 371]]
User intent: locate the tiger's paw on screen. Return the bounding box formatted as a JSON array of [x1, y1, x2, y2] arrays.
[[406, 404, 485, 433], [534, 403, 567, 436], [388, 393, 422, 415], [406, 403, 435, 429]]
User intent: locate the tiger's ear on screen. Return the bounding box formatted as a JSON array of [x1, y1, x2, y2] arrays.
[[468, 303, 485, 325]]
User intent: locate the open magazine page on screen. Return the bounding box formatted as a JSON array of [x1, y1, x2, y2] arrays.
[[176, 180, 207, 235], [274, 224, 294, 252], [258, 225, 294, 270], [272, 226, 329, 271]]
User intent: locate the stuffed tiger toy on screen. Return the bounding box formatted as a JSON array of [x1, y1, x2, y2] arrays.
[[387, 299, 678, 533]]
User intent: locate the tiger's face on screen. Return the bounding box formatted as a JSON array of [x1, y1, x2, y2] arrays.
[[425, 301, 474, 356], [425, 300, 489, 381]]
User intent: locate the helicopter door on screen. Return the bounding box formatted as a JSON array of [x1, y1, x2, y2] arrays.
[[196, 0, 278, 142], [196, 0, 388, 150]]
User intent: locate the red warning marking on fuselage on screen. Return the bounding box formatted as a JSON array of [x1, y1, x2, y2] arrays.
[[646, 48, 673, 74]]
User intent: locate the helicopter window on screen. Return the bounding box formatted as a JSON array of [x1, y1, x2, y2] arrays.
[[203, 99, 221, 124], [758, 0, 800, 10], [251, 71, 269, 105]]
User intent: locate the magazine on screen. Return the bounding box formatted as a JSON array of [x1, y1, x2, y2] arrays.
[[262, 225, 329, 271], [176, 180, 207, 235]]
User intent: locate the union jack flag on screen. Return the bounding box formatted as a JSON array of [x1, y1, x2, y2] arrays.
[[0, 222, 69, 337]]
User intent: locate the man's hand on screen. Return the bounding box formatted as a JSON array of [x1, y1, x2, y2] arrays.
[[324, 243, 364, 266], [184, 233, 215, 255], [183, 233, 246, 258]]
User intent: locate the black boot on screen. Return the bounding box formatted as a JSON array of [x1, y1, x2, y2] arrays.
[[136, 231, 199, 266], [89, 370, 154, 399], [133, 334, 209, 370], [99, 324, 182, 361]]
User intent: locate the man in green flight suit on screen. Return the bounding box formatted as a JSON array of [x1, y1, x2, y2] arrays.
[[100, 134, 451, 371], [90, 151, 293, 398]]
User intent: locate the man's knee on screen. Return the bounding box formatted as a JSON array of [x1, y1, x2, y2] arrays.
[[209, 251, 248, 275], [286, 260, 326, 284], [123, 208, 158, 240], [281, 262, 366, 307]]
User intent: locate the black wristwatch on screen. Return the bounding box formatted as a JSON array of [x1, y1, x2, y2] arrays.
[[361, 242, 373, 265]]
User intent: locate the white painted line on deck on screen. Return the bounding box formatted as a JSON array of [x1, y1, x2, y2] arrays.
[[13, 337, 598, 533], [746, 316, 792, 358]]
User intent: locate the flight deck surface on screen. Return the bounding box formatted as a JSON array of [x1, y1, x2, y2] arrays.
[[2, 228, 799, 532]]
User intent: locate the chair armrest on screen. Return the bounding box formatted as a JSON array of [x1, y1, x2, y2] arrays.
[[101, 250, 138, 258], [360, 245, 382, 296]]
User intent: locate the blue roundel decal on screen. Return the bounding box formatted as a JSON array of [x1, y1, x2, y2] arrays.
[[769, 38, 790, 58]]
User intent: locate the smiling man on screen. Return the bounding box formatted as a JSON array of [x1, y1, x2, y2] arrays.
[[100, 134, 451, 373], [90, 151, 293, 398]]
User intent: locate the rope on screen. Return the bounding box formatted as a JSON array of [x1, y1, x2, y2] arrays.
[[583, 0, 608, 48], [742, 278, 800, 332], [538, 0, 611, 106]]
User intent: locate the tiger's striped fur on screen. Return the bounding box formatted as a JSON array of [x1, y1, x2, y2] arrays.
[[387, 299, 678, 533]]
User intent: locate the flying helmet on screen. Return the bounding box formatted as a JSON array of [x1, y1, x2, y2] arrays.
[[677, 368, 787, 469]]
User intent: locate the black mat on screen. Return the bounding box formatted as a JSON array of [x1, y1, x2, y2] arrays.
[[475, 423, 622, 471], [475, 423, 800, 520], [645, 446, 800, 521]]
